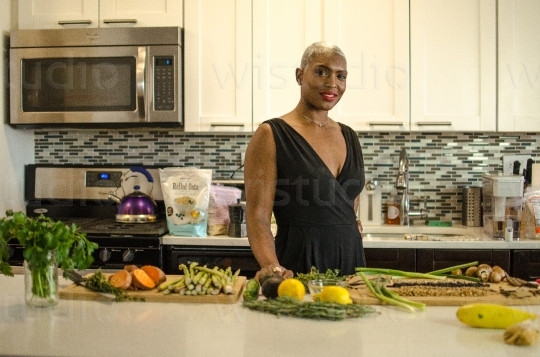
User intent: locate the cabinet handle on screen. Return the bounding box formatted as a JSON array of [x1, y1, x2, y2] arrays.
[[368, 121, 404, 126], [416, 122, 452, 126], [210, 123, 245, 127], [136, 47, 146, 120], [103, 19, 138, 24], [58, 20, 92, 25]]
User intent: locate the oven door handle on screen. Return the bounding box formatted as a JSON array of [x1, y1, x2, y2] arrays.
[[136, 46, 147, 120]]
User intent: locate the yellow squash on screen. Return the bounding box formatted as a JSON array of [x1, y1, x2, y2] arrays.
[[456, 303, 537, 329]]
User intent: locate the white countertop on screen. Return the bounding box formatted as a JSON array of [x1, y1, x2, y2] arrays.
[[1, 273, 539, 357], [162, 224, 540, 249]]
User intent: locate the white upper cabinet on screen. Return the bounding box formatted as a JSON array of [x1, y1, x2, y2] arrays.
[[410, 0, 496, 131], [498, 0, 540, 132], [183, 0, 252, 132], [18, 0, 99, 28], [252, 0, 324, 127], [252, 0, 410, 131], [99, 0, 182, 27], [18, 0, 182, 29], [323, 0, 410, 131]]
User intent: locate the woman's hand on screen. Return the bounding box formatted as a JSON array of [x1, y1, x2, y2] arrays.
[[255, 264, 294, 281], [357, 219, 363, 239]]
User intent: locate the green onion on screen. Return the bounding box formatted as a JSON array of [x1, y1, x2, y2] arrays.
[[358, 272, 418, 313], [355, 268, 446, 280], [426, 261, 478, 275]]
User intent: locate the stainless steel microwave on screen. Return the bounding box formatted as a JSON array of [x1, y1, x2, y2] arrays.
[[9, 27, 182, 128]]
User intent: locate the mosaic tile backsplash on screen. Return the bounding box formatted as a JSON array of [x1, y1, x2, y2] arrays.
[[34, 130, 539, 223]]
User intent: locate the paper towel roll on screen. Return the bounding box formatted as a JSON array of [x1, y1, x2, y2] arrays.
[[532, 163, 540, 186]]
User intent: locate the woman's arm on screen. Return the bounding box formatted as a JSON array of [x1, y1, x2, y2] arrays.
[[244, 123, 293, 279]]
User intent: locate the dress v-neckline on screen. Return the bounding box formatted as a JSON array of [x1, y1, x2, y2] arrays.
[[277, 119, 349, 181]]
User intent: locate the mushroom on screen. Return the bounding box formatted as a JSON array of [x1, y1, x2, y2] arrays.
[[490, 271, 503, 283], [465, 266, 478, 277], [492, 266, 507, 280], [451, 268, 463, 276], [477, 264, 493, 283]]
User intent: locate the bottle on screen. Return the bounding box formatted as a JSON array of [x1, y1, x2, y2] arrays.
[[386, 191, 401, 225]]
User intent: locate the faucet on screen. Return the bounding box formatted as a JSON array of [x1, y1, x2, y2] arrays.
[[395, 148, 429, 226]]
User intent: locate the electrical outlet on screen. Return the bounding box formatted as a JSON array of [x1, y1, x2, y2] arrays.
[[502, 155, 531, 175]]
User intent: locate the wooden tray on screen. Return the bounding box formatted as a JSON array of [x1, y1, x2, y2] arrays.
[[349, 281, 540, 306], [60, 275, 246, 304]]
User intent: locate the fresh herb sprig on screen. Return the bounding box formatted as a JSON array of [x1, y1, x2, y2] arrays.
[[0, 210, 98, 298], [295, 266, 346, 291], [85, 270, 143, 302], [243, 296, 375, 320]]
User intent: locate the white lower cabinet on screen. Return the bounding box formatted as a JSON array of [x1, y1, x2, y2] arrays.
[[498, 0, 540, 132]]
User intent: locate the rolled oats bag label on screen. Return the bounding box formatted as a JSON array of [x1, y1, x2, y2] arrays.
[[159, 167, 212, 237]]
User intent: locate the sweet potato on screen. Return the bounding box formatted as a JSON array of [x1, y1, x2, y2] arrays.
[[124, 265, 139, 273], [141, 265, 167, 285], [131, 268, 156, 290], [108, 269, 132, 290]]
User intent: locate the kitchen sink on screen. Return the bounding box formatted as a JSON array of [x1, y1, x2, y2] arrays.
[[362, 225, 480, 242]]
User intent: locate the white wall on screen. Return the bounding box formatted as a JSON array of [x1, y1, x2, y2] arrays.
[[0, 0, 34, 214]]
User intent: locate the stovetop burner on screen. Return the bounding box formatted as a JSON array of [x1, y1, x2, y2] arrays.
[[82, 218, 167, 237], [57, 217, 167, 237]]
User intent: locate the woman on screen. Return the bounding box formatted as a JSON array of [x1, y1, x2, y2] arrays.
[[244, 42, 366, 280]]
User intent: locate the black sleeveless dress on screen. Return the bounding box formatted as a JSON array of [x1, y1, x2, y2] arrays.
[[265, 118, 366, 275]]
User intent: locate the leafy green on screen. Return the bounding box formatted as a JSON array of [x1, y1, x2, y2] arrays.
[[0, 210, 98, 298], [295, 266, 346, 291]]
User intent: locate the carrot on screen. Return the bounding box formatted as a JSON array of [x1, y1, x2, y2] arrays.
[[130, 268, 156, 290], [141, 265, 167, 285], [108, 269, 132, 290]]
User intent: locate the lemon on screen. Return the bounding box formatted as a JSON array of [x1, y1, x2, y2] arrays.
[[277, 278, 305, 301], [314, 286, 353, 305], [456, 303, 537, 329]]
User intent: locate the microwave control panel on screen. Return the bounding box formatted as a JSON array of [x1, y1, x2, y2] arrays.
[[154, 57, 175, 111]]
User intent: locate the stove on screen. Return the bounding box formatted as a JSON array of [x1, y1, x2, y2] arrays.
[[7, 165, 169, 270]]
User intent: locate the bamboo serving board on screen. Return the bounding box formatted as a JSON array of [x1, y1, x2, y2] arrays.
[[60, 275, 246, 304], [349, 281, 540, 306]]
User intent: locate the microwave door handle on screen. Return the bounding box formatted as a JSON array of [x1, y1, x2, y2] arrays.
[[136, 46, 146, 120]]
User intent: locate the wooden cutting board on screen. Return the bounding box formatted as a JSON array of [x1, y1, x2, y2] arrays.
[[60, 275, 246, 304], [349, 280, 540, 306]]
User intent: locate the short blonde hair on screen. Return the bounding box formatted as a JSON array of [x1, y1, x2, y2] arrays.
[[300, 42, 346, 70]]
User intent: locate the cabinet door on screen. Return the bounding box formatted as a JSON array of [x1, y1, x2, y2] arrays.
[[184, 0, 252, 132], [252, 0, 324, 127], [498, 0, 540, 131], [323, 0, 410, 131], [252, 0, 409, 131], [18, 0, 99, 29], [99, 0, 183, 27], [410, 0, 496, 131]]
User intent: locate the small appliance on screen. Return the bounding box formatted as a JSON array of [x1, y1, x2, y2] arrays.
[[9, 27, 182, 127], [482, 173, 524, 240]]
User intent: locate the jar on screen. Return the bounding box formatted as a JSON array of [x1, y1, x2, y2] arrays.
[[24, 250, 59, 307], [386, 194, 401, 225]]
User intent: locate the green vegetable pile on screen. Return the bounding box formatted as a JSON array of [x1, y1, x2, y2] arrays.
[[242, 296, 375, 321], [157, 263, 240, 295], [0, 210, 98, 300]]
